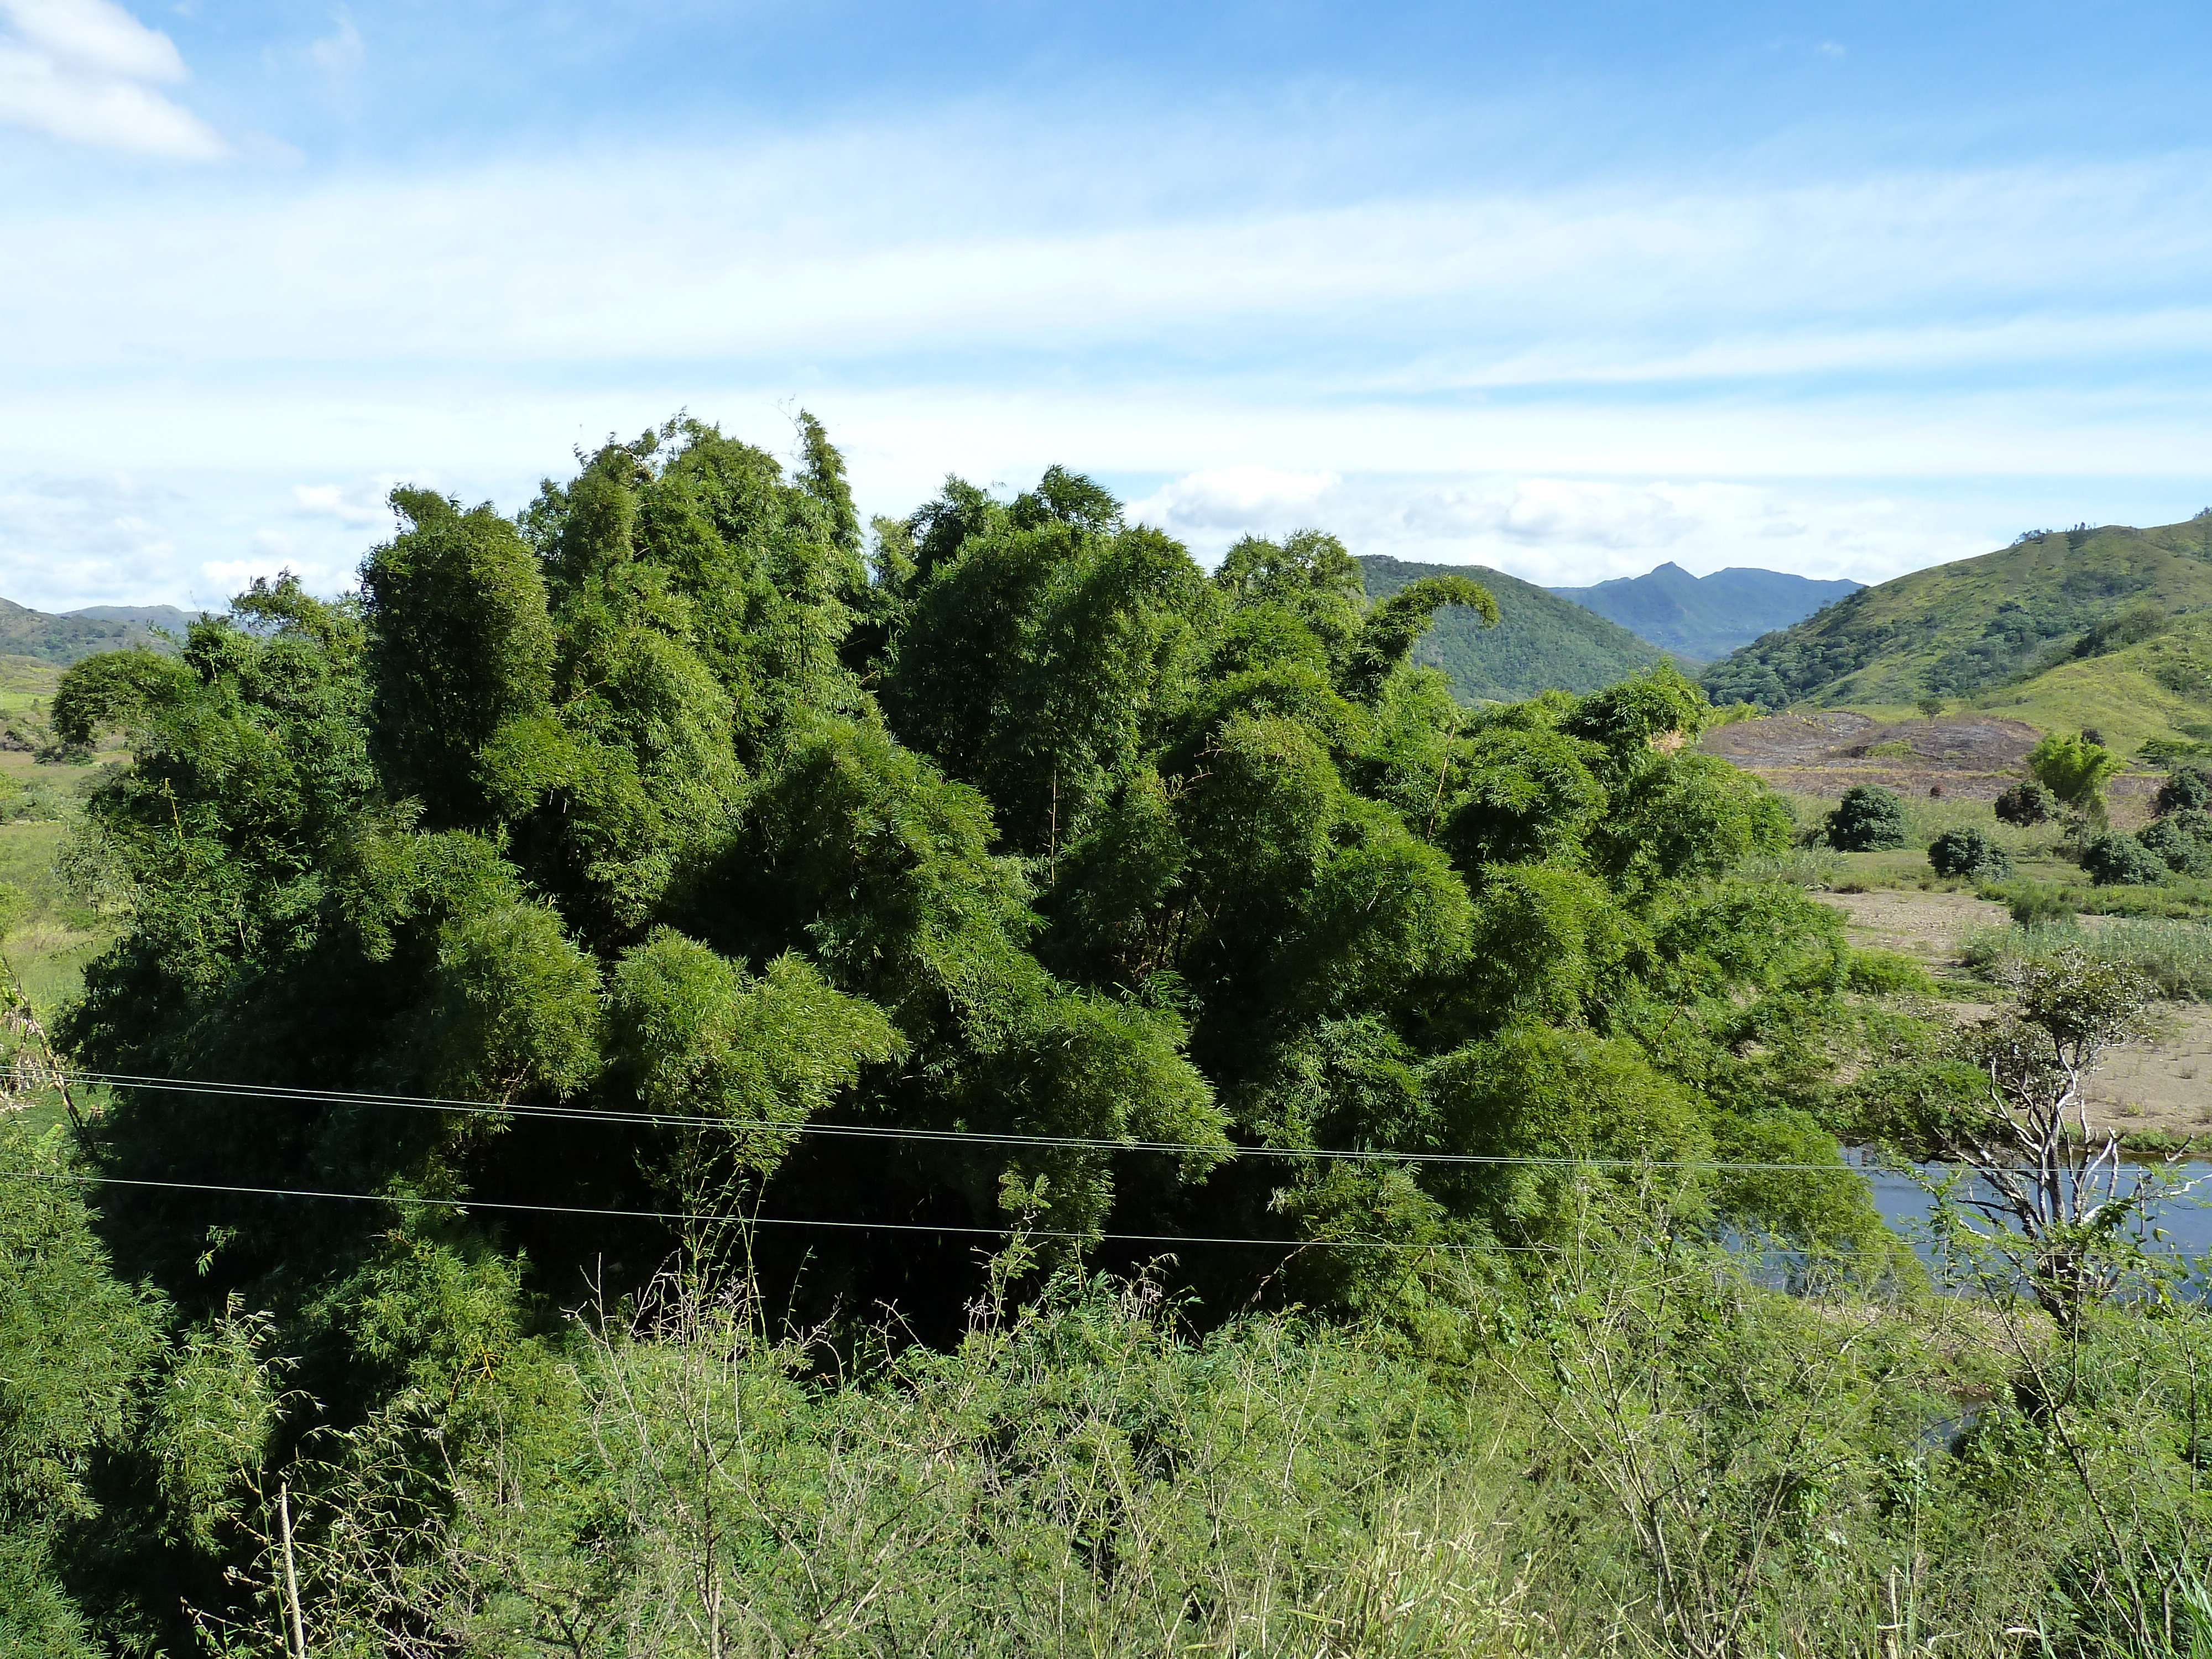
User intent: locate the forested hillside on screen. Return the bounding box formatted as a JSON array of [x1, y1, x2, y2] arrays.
[[6, 422, 2205, 1651], [1703, 517, 2212, 732], [1357, 553, 1664, 698], [0, 598, 195, 665], [1551, 562, 1861, 661]]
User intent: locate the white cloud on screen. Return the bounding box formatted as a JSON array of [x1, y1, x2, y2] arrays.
[[1125, 465, 1340, 536], [2, 121, 2209, 599], [0, 0, 223, 156], [0, 468, 185, 606], [8, 147, 2211, 372], [291, 479, 393, 527], [4, 0, 180, 79], [205, 539, 353, 597], [1119, 468, 2027, 586], [304, 10, 362, 79]]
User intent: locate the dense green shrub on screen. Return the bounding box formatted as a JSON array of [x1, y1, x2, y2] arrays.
[[2007, 883, 2078, 926], [23, 419, 1970, 1647], [1928, 825, 2013, 881], [2155, 763, 2212, 815], [2080, 829, 2172, 886], [1994, 779, 2058, 826], [1822, 784, 1911, 850], [2139, 810, 2212, 877]]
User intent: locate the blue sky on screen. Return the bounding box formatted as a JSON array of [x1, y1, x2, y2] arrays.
[[2, 0, 2209, 611]]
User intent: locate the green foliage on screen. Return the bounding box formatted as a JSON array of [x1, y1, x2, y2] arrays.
[[416, 902, 603, 1100], [1928, 825, 2013, 881], [149, 1299, 287, 1551], [2027, 730, 2125, 813], [1425, 1023, 1710, 1239], [363, 492, 559, 826], [1964, 917, 2212, 1000], [1823, 784, 1911, 850], [0, 1123, 168, 1651], [2138, 810, 2212, 878], [2156, 763, 2212, 814], [246, 1220, 2212, 1657], [1995, 779, 2058, 826], [608, 930, 904, 1181], [2072, 598, 2168, 657], [0, 1125, 165, 1521], [31, 420, 1960, 1648], [2081, 829, 2172, 887]]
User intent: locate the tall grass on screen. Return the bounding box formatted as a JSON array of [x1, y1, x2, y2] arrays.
[[1735, 846, 1845, 886], [1961, 916, 2212, 1000], [223, 1199, 2212, 1657]]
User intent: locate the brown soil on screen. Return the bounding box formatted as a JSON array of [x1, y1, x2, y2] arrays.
[[1819, 888, 2212, 1139], [1703, 712, 2164, 814], [1821, 889, 2011, 958]]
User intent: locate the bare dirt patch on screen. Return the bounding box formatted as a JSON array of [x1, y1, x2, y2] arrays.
[[2092, 1005, 2212, 1138], [1820, 886, 2212, 1140], [1820, 889, 2011, 962], [1704, 711, 2165, 815]]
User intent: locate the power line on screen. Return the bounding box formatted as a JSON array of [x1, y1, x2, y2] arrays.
[[59, 1069, 1945, 1176], [0, 1168, 1564, 1253]]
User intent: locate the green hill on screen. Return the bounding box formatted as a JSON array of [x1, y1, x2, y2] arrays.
[[0, 598, 191, 665], [1702, 517, 2212, 745], [1358, 555, 1665, 702]]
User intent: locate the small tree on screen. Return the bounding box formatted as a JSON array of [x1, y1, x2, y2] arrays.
[[1995, 780, 2058, 827], [2079, 830, 2169, 888], [1927, 825, 2012, 883], [1822, 784, 1910, 851], [1914, 948, 2160, 1328], [2153, 764, 2212, 816], [1916, 695, 1944, 722], [2027, 732, 2123, 822]]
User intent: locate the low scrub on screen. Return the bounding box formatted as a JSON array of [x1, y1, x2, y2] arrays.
[[1961, 917, 2212, 1000], [206, 1223, 2212, 1658], [1734, 846, 1845, 886]]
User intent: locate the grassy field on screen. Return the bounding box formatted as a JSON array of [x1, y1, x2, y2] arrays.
[[0, 652, 61, 714], [0, 761, 114, 1019]]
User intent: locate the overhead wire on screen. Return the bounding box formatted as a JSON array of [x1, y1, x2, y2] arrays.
[[49, 1067, 2017, 1176], [0, 1167, 1568, 1252]]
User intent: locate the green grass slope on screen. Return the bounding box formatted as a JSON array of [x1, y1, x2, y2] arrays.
[[1970, 606, 2212, 755], [1703, 517, 2212, 731], [1358, 555, 1666, 702]]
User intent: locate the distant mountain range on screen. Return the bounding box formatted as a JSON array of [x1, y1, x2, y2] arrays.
[[1357, 556, 1665, 702], [1547, 563, 1864, 663], [0, 598, 203, 666]]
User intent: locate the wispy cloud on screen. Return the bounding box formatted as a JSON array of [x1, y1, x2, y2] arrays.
[[291, 478, 394, 528], [0, 0, 222, 157], [1125, 469, 1983, 586]]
